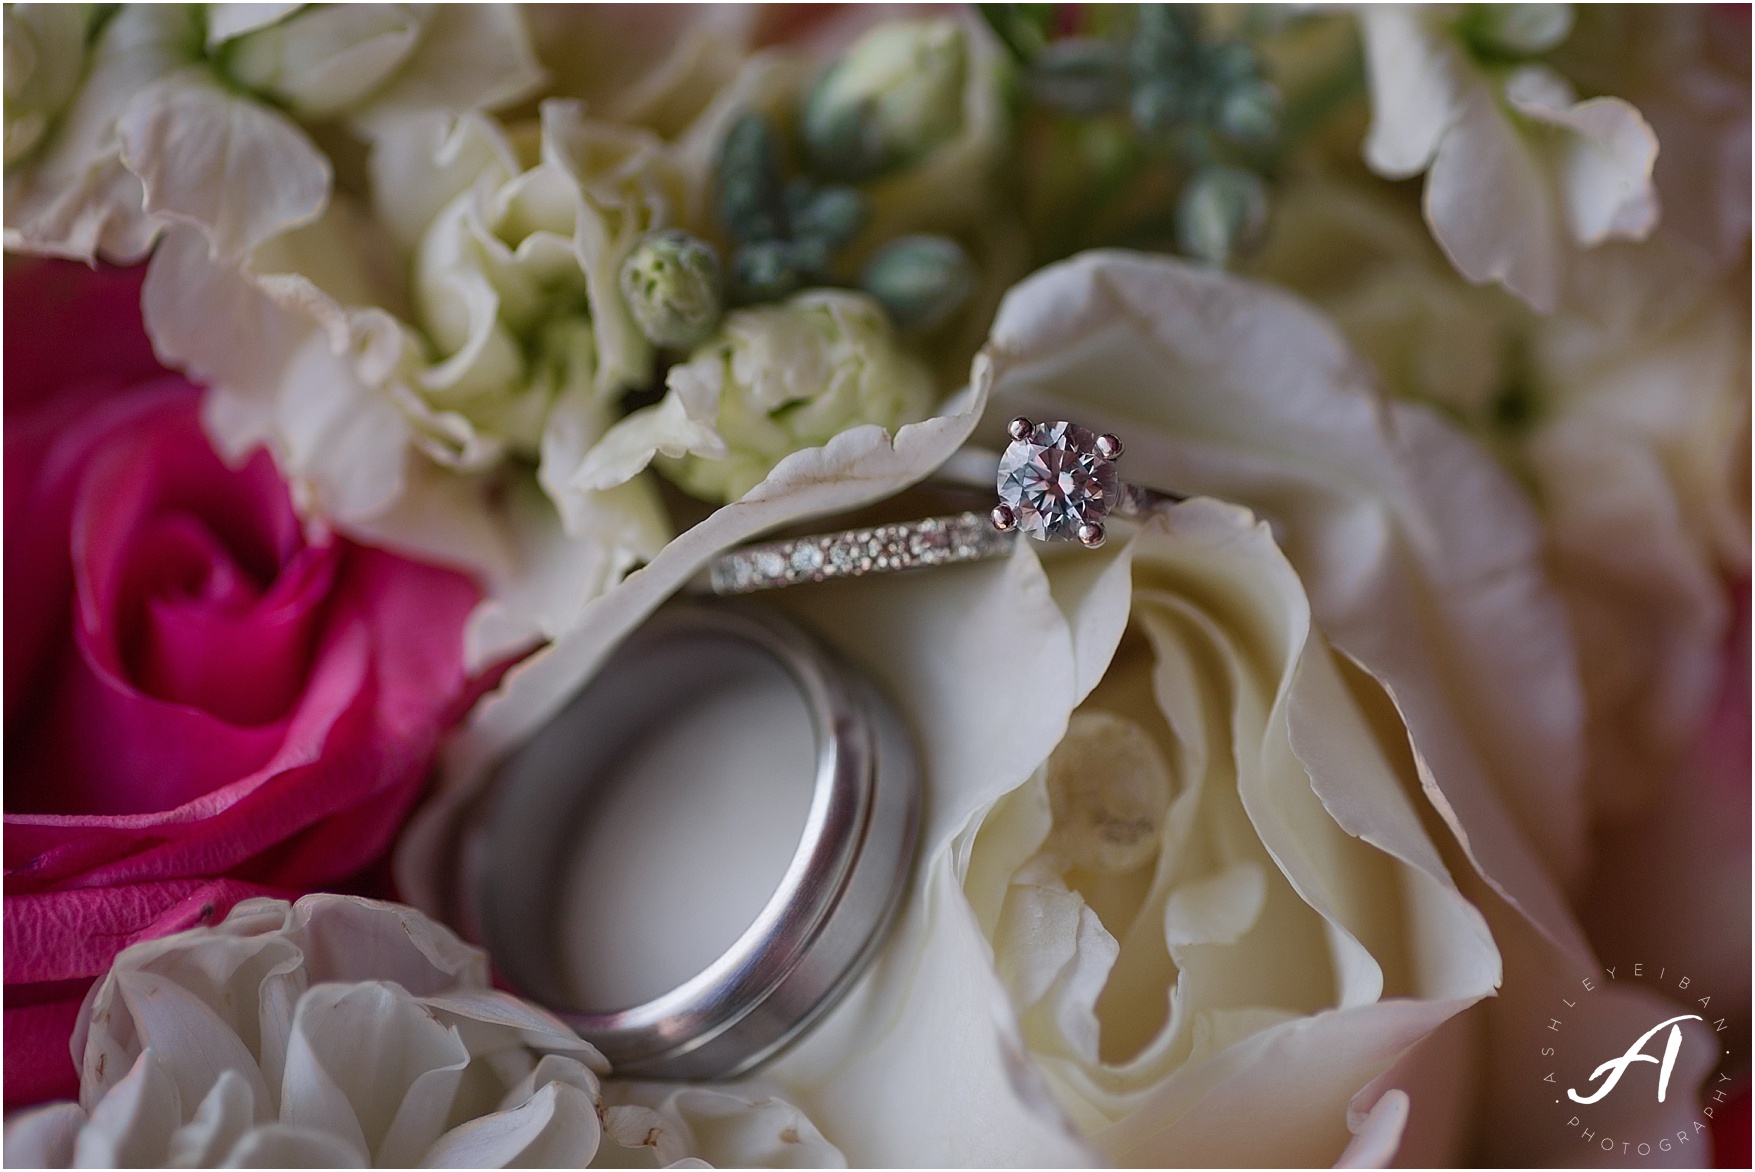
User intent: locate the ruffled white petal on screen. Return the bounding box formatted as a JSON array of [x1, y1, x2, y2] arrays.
[[117, 70, 332, 261], [1360, 7, 1465, 178]]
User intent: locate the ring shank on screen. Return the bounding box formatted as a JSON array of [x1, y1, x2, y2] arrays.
[[704, 481, 1181, 595]]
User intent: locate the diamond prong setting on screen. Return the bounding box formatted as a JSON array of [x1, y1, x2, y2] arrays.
[[995, 420, 1122, 544]]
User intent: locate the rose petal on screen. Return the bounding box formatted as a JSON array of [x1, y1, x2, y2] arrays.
[[1333, 1088, 1408, 1168]]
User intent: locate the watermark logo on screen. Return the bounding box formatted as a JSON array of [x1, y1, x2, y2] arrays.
[[1568, 1014, 1703, 1105], [1539, 962, 1738, 1163]]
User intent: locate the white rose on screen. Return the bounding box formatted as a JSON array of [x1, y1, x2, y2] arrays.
[[399, 252, 1717, 1163], [4, 3, 543, 264], [1358, 4, 1659, 312], [582, 288, 936, 503]]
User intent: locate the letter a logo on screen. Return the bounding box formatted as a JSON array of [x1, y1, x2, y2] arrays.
[[1568, 1016, 1702, 1105]]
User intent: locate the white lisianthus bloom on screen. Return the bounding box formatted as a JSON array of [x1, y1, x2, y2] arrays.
[[0, 895, 838, 1168], [3, 3, 543, 264], [142, 102, 685, 668], [583, 289, 935, 503], [398, 253, 1716, 1164], [1358, 4, 1660, 312]]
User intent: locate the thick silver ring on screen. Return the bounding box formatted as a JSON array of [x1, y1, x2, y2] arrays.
[[460, 603, 920, 1079], [706, 418, 1182, 594]]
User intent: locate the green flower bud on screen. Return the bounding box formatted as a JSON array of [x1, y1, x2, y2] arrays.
[[732, 240, 806, 304], [1175, 164, 1268, 267], [1130, 76, 1186, 134], [1214, 79, 1279, 144], [619, 230, 724, 350], [718, 114, 786, 243], [1463, 4, 1575, 58], [1028, 38, 1127, 115], [801, 18, 968, 182], [859, 234, 975, 333], [784, 181, 869, 251], [1127, 5, 1194, 78]]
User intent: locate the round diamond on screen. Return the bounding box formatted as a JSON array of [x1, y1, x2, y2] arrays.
[[996, 421, 1119, 540]]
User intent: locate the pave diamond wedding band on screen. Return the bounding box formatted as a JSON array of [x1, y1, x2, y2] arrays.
[[707, 418, 1182, 594]]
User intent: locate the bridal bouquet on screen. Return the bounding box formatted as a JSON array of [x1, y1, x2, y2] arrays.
[[4, 4, 1747, 1167]]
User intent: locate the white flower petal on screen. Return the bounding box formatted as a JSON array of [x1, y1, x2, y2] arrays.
[[223, 5, 424, 120], [165, 1068, 257, 1168], [218, 1123, 366, 1168], [277, 982, 469, 1165], [74, 1050, 181, 1169], [204, 5, 303, 50], [1359, 7, 1465, 178], [419, 1081, 600, 1168], [1423, 78, 1566, 312], [420, 990, 608, 1069], [3, 1102, 85, 1168], [368, 111, 520, 255], [1333, 1088, 1409, 1168], [109, 970, 275, 1127], [2, 4, 194, 262], [602, 1084, 848, 1169], [117, 71, 332, 260], [144, 223, 416, 522], [577, 381, 729, 492], [348, 4, 544, 138], [1503, 69, 1660, 247]]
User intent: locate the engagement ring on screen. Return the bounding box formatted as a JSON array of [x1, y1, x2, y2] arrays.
[[707, 418, 1183, 594]]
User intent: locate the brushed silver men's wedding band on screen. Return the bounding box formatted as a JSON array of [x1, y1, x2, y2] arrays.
[[461, 603, 920, 1080]]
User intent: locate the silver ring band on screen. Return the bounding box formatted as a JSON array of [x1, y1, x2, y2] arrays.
[[460, 604, 920, 1079]]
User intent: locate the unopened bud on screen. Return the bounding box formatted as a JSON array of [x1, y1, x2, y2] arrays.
[[801, 18, 967, 181], [859, 234, 974, 333], [731, 240, 805, 304], [784, 181, 869, 252], [1215, 79, 1279, 144], [717, 114, 786, 243], [619, 230, 724, 350], [1176, 164, 1268, 267]]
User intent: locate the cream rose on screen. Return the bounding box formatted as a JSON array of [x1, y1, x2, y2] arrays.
[[399, 252, 1718, 1164]]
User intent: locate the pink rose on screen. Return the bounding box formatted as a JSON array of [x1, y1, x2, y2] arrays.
[[3, 261, 484, 1106]]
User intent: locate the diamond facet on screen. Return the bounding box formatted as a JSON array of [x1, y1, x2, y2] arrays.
[[996, 421, 1120, 541]]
